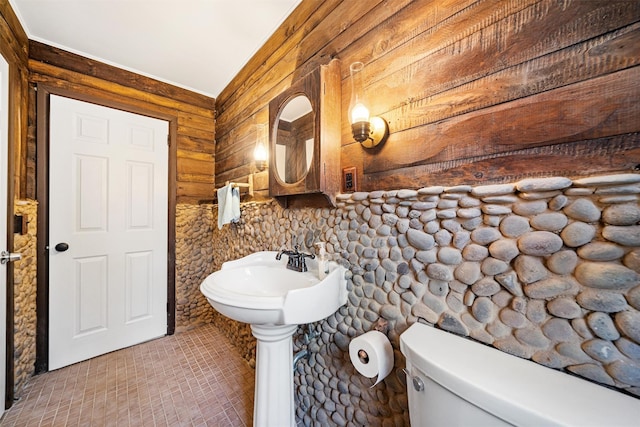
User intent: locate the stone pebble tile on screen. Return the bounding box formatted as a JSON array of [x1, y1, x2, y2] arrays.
[[12, 200, 39, 396], [204, 173, 640, 426]]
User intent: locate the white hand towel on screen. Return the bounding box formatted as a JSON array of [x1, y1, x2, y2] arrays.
[[217, 184, 241, 229]]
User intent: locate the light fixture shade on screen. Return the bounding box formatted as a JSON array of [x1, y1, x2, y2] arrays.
[[350, 103, 369, 124], [348, 61, 389, 148], [254, 141, 267, 161], [254, 124, 268, 171], [349, 62, 368, 123]]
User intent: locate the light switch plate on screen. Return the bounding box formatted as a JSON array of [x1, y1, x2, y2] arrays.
[[342, 167, 357, 192]]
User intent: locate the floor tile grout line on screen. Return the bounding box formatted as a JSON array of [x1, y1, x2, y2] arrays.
[[2, 324, 254, 427]]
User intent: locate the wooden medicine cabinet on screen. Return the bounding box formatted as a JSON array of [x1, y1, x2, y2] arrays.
[[269, 59, 341, 207]]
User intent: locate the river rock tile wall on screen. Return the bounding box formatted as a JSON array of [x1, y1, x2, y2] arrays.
[[175, 204, 216, 329], [12, 199, 38, 396], [200, 174, 640, 426], [175, 204, 258, 364]]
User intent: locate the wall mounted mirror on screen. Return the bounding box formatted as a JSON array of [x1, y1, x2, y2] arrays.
[[274, 95, 314, 184], [269, 59, 341, 207]]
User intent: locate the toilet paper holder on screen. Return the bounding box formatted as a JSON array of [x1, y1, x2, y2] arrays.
[[372, 318, 388, 334]]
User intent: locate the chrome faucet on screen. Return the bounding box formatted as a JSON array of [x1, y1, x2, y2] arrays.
[[276, 245, 315, 272]]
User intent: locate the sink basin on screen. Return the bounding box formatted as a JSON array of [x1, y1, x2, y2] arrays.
[[220, 250, 285, 270], [200, 250, 348, 427], [201, 251, 348, 426], [200, 251, 348, 325]]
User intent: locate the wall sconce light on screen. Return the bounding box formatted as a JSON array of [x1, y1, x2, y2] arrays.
[[254, 123, 268, 171], [349, 61, 389, 149]]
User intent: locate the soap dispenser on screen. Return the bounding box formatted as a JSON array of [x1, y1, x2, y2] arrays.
[[315, 242, 329, 279]]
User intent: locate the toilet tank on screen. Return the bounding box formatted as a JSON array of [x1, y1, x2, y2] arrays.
[[400, 323, 639, 427]]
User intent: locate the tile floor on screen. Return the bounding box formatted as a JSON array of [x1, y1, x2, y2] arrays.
[[0, 324, 255, 427]]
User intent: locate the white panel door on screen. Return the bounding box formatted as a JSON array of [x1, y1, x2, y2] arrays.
[[0, 52, 9, 418], [49, 95, 168, 370]]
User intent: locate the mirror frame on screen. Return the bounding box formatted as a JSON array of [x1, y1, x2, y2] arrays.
[[269, 88, 319, 188], [268, 59, 341, 206]]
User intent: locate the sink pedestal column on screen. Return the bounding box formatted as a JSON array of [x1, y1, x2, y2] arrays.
[[250, 324, 298, 427]]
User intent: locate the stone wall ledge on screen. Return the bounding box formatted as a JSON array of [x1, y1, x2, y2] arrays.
[[336, 174, 640, 206]]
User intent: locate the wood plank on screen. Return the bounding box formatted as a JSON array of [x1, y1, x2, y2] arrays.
[[253, 170, 269, 192], [215, 125, 255, 161], [177, 157, 214, 177], [364, 67, 640, 174], [29, 61, 214, 118], [380, 3, 640, 130], [0, 0, 28, 63], [29, 41, 215, 110], [385, 23, 640, 134], [215, 164, 255, 189], [344, 0, 635, 86], [0, 13, 27, 65], [26, 85, 37, 198], [30, 72, 181, 120], [215, 108, 268, 162], [176, 173, 215, 184], [15, 66, 28, 198], [177, 149, 215, 163], [176, 181, 215, 199], [1, 0, 30, 198], [177, 124, 213, 141], [230, 173, 256, 188], [177, 113, 214, 133], [216, 145, 256, 178], [336, 0, 482, 83], [253, 189, 270, 200], [360, 134, 640, 190], [177, 135, 216, 154], [216, 129, 255, 162], [177, 195, 205, 204]]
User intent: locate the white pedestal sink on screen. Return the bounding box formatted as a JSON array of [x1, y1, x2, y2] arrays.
[[200, 251, 348, 427]]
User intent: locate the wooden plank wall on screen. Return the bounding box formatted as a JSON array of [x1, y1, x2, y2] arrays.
[[0, 0, 29, 199], [215, 0, 640, 194], [26, 41, 216, 204]]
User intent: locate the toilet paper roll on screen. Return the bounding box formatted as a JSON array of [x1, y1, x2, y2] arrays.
[[349, 330, 394, 387]]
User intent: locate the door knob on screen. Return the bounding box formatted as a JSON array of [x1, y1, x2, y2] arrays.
[[0, 251, 22, 265], [54, 243, 69, 252]]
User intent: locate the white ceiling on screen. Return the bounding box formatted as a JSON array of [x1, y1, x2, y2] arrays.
[[10, 0, 302, 98]]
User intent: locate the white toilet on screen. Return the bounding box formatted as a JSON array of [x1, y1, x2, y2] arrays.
[[400, 323, 639, 426]]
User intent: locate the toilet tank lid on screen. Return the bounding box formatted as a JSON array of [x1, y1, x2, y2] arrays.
[[400, 323, 640, 427]]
